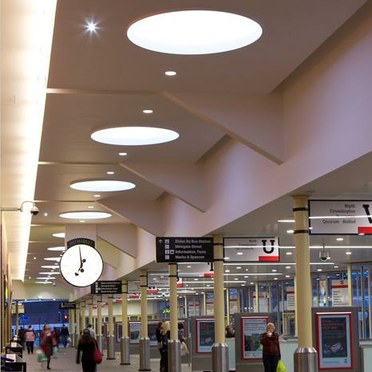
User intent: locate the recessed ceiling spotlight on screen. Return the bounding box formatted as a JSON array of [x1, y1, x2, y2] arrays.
[[106, 171, 115, 175], [43, 212, 48, 217], [70, 180, 135, 192], [345, 251, 352, 255], [88, 205, 94, 209], [91, 126, 179, 146], [143, 109, 153, 114], [336, 237, 344, 241], [286, 252, 293, 256], [286, 229, 294, 234], [285, 266, 291, 269], [334, 265, 339, 269], [127, 10, 262, 55], [85, 20, 98, 33], [94, 194, 101, 198], [165, 71, 177, 76], [278, 219, 295, 223], [46, 248, 63, 255], [59, 211, 112, 220], [52, 232, 65, 239], [118, 152, 128, 157]]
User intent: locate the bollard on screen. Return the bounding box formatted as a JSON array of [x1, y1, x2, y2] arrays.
[[212, 343, 229, 372], [120, 336, 131, 365], [139, 337, 151, 371], [294, 347, 318, 372], [97, 335, 103, 355], [168, 339, 182, 372], [106, 335, 116, 360]]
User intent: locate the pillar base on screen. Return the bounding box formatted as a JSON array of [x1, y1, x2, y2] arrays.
[[212, 343, 229, 372], [139, 337, 151, 371], [168, 339, 181, 372], [294, 347, 318, 372], [120, 336, 131, 365], [106, 335, 116, 360], [97, 335, 103, 354]]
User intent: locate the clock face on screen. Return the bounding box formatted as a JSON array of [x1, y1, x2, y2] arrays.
[[60, 244, 104, 287]]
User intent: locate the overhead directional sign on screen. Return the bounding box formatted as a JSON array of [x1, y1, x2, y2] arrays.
[[58, 302, 76, 310], [156, 237, 214, 263], [309, 200, 372, 234], [223, 237, 279, 262], [91, 280, 122, 295]]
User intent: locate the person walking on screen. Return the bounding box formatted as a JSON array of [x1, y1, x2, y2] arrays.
[[260, 322, 281, 372], [76, 328, 98, 372], [40, 324, 57, 370], [159, 321, 170, 372], [60, 324, 70, 347], [87, 324, 96, 339], [24, 325, 36, 354], [156, 321, 164, 372]]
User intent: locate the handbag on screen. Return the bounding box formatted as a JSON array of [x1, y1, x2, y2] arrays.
[[276, 360, 286, 372], [93, 345, 103, 364], [181, 341, 189, 356]]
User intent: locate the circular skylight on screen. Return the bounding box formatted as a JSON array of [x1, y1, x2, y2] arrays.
[[70, 180, 136, 192], [91, 126, 179, 146], [59, 211, 112, 220], [127, 10, 262, 55]]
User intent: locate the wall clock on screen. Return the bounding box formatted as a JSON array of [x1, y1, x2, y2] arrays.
[[60, 242, 104, 287]]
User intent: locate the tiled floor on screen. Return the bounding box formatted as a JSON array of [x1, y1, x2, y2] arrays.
[[19, 347, 191, 372]]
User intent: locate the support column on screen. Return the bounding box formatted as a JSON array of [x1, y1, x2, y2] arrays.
[[168, 263, 181, 372], [80, 303, 86, 330], [106, 296, 115, 360], [69, 309, 75, 347], [255, 282, 259, 312], [139, 270, 151, 371], [15, 301, 19, 337], [75, 303, 81, 346], [212, 235, 228, 372], [347, 265, 352, 306], [97, 300, 103, 352], [225, 289, 230, 324], [293, 196, 318, 372], [88, 303, 93, 329], [121, 279, 130, 365]]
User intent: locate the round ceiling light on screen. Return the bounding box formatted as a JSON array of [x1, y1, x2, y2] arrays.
[[59, 211, 112, 220], [91, 126, 179, 146], [127, 10, 262, 55], [70, 180, 136, 192]]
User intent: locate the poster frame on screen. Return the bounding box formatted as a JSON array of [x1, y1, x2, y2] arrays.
[[195, 318, 215, 353], [315, 311, 353, 370], [240, 315, 269, 361]]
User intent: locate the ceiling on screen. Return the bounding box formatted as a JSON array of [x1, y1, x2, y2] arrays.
[[2, 0, 372, 297]]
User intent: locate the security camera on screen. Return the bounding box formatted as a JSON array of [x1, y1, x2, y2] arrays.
[[319, 250, 330, 261], [30, 205, 40, 216]]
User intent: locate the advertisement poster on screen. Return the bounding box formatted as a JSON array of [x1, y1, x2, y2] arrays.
[[196, 319, 215, 353], [286, 286, 295, 311], [129, 322, 141, 344], [241, 316, 268, 360], [316, 313, 352, 369], [331, 280, 349, 307], [206, 292, 214, 315], [229, 289, 238, 314], [148, 321, 161, 346]]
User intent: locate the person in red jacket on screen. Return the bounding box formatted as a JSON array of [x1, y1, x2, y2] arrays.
[[40, 324, 57, 370], [260, 322, 281, 372]]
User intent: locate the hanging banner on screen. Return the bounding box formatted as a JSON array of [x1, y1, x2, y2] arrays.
[[309, 200, 372, 234]]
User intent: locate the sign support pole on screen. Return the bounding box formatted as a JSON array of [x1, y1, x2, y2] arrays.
[[96, 300, 103, 352], [168, 263, 181, 372], [293, 196, 318, 372], [212, 235, 228, 372], [139, 269, 151, 371], [121, 279, 130, 365]]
